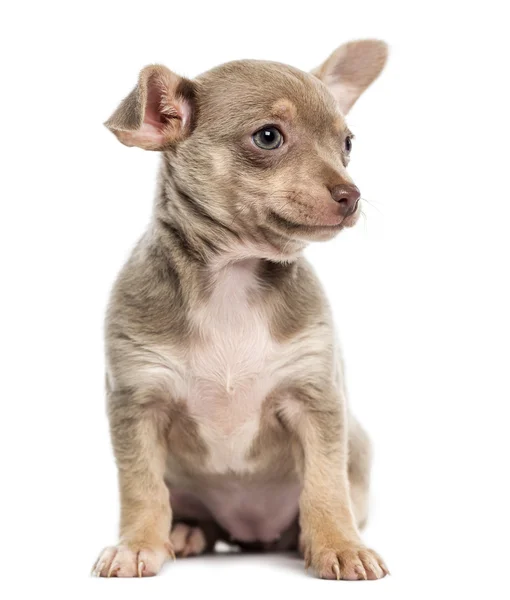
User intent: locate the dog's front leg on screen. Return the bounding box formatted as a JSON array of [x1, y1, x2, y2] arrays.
[[293, 385, 389, 581], [92, 388, 173, 577]]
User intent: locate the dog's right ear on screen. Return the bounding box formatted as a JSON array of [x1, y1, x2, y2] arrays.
[[104, 65, 195, 150]]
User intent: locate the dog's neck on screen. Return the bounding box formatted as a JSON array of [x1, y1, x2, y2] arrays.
[[151, 160, 304, 280]]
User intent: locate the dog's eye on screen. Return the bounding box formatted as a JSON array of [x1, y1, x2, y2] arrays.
[[345, 136, 353, 153], [252, 127, 283, 150]]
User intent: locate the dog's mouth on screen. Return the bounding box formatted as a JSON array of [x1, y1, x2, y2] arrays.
[[267, 209, 358, 239]]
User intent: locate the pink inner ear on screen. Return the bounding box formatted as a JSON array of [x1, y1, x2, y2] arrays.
[[128, 76, 184, 148], [145, 82, 169, 128], [133, 81, 172, 146], [116, 70, 191, 149]]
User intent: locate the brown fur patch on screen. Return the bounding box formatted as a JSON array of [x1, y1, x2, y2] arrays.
[[270, 98, 297, 121]]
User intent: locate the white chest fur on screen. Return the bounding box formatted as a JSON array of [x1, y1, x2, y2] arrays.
[[185, 260, 276, 473]]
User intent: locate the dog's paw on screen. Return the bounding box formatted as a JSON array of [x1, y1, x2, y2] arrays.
[[306, 543, 389, 580], [171, 523, 208, 557], [91, 543, 172, 577]]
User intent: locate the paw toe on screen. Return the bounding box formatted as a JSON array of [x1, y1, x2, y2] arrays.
[[171, 523, 207, 557], [92, 544, 167, 578], [308, 544, 389, 581]]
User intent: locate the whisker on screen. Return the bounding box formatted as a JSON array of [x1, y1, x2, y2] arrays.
[[360, 208, 368, 233], [361, 197, 383, 216], [360, 196, 383, 205]]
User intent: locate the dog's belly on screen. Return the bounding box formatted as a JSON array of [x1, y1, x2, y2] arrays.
[[170, 480, 301, 543]]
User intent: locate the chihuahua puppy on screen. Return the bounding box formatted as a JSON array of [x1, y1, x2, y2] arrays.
[[92, 39, 388, 580]]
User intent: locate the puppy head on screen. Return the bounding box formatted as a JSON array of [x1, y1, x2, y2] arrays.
[[106, 40, 387, 260]]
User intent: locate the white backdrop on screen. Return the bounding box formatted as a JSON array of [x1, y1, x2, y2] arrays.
[[1, 1, 509, 598]]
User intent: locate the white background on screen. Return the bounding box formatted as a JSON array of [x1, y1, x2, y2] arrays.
[[1, 1, 509, 598]]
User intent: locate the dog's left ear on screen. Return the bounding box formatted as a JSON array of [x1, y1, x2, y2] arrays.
[[104, 65, 195, 150], [312, 40, 388, 114]]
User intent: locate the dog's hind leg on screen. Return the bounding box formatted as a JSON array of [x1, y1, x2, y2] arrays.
[[170, 520, 223, 557]]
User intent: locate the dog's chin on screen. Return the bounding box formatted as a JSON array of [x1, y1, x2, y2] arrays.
[[293, 224, 345, 242], [266, 208, 360, 243]]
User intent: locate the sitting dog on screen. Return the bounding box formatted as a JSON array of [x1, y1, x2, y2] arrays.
[[92, 39, 389, 580]]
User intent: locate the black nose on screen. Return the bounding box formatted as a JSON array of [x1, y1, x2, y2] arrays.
[[330, 184, 361, 216]]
